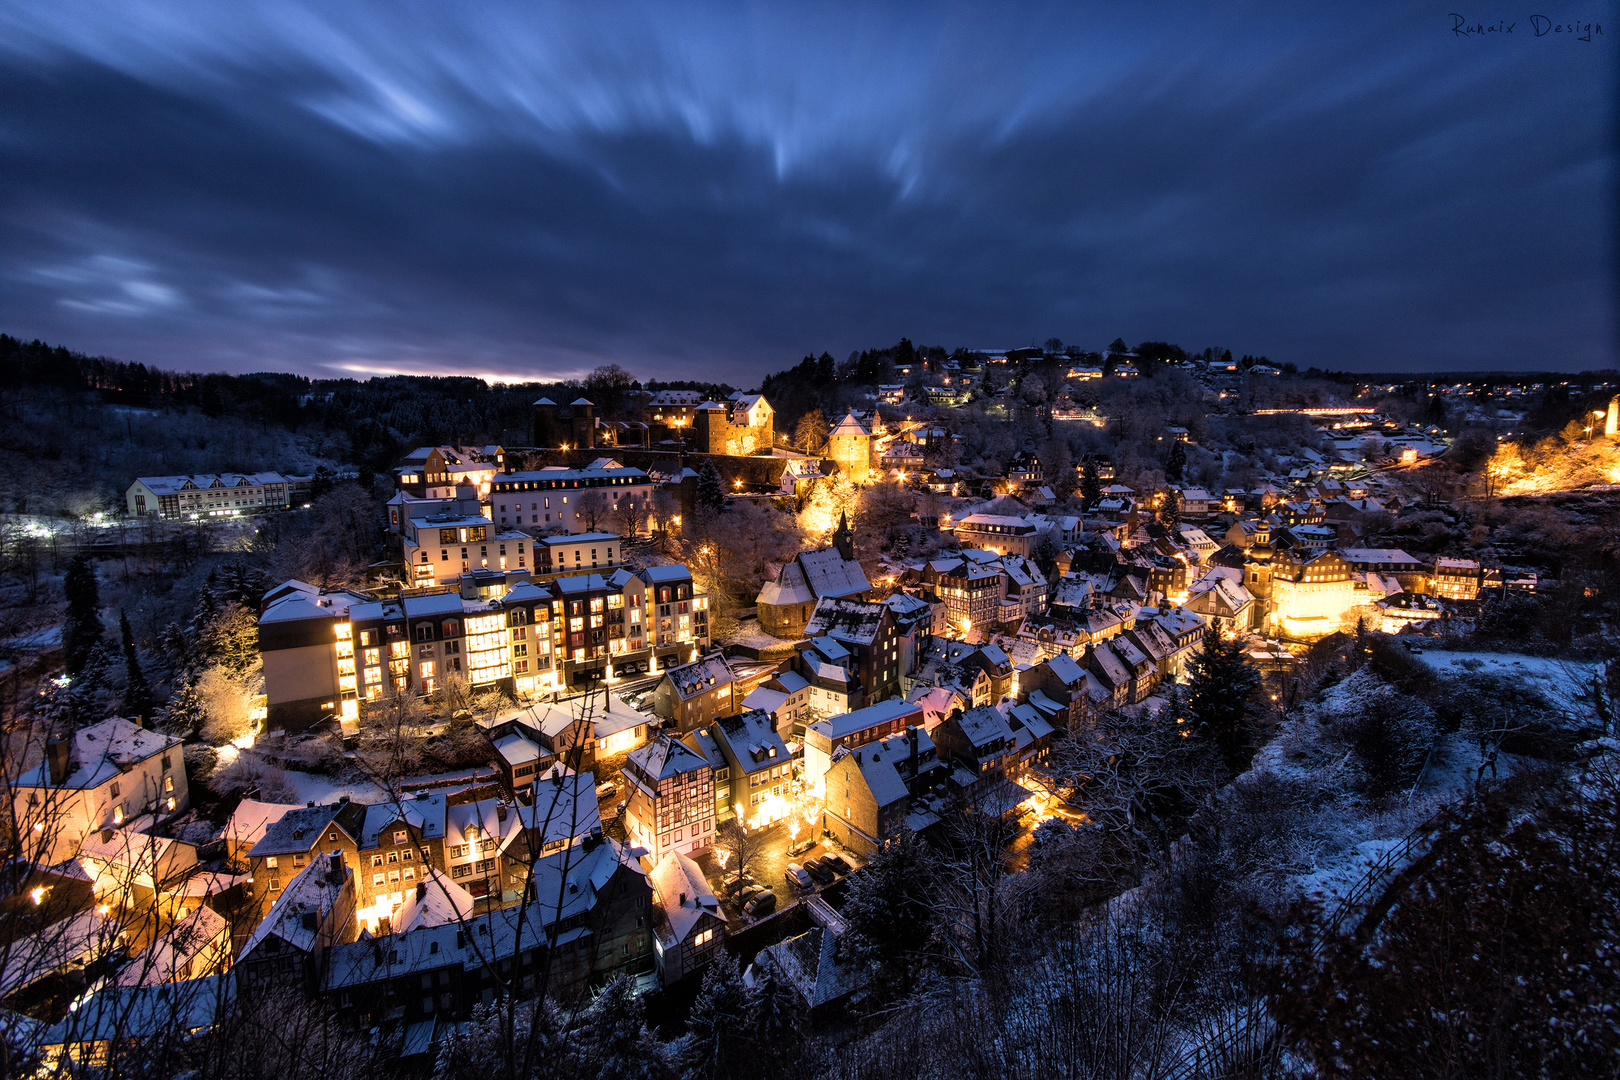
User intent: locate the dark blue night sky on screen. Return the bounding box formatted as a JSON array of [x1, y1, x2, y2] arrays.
[[1, 2, 1613, 383]]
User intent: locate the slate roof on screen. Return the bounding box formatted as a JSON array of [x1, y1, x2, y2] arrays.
[[249, 803, 365, 858], [665, 653, 735, 700], [361, 793, 447, 847], [803, 597, 887, 646], [41, 974, 234, 1047], [796, 548, 871, 600], [393, 870, 475, 933], [240, 854, 351, 958], [809, 699, 923, 741], [649, 851, 721, 947], [323, 840, 641, 990], [628, 735, 711, 783], [760, 926, 864, 1009], [16, 717, 180, 791], [955, 705, 1015, 750]]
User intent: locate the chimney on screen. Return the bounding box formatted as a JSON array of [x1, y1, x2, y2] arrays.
[[496, 804, 508, 822], [417, 882, 427, 900], [679, 891, 687, 905], [101, 828, 114, 844], [328, 852, 344, 881], [47, 735, 73, 786], [301, 911, 318, 931]]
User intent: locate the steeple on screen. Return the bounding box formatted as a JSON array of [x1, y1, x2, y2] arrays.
[[833, 512, 855, 562]]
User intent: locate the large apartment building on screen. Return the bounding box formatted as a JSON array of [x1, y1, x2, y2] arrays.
[[490, 461, 656, 534], [401, 513, 534, 588], [126, 473, 292, 520], [258, 565, 709, 729]]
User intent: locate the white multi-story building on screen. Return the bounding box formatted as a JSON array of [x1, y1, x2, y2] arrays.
[[259, 565, 711, 728], [490, 461, 656, 534], [13, 717, 189, 863], [126, 473, 291, 520], [401, 514, 535, 588]]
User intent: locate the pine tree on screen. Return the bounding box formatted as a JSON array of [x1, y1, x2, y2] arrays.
[[1158, 489, 1181, 529], [62, 554, 102, 677], [1186, 627, 1262, 775], [675, 955, 749, 1080], [841, 829, 934, 984], [576, 975, 672, 1080], [695, 460, 726, 514], [1080, 457, 1102, 503], [745, 959, 807, 1074], [119, 610, 153, 722], [1165, 439, 1187, 482]]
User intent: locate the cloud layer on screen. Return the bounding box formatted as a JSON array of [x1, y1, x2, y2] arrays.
[[0, 1, 1612, 381]]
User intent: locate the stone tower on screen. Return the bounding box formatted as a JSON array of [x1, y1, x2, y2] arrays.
[[826, 412, 872, 484]]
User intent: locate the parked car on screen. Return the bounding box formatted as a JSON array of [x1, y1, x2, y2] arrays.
[[822, 853, 852, 874], [743, 891, 778, 918], [785, 863, 813, 890], [594, 781, 617, 800], [735, 885, 763, 907], [804, 859, 835, 885]]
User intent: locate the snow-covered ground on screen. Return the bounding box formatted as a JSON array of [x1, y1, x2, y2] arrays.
[[1418, 650, 1602, 705]]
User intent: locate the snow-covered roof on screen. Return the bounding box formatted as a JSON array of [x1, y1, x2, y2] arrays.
[[810, 699, 924, 741], [804, 597, 888, 646], [392, 870, 476, 933], [650, 850, 720, 947], [665, 653, 735, 701], [627, 735, 711, 783], [16, 717, 179, 791], [115, 905, 228, 987], [220, 799, 303, 852], [796, 548, 871, 600], [240, 854, 351, 958]]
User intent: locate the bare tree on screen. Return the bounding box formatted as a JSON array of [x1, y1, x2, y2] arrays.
[[573, 490, 611, 533]]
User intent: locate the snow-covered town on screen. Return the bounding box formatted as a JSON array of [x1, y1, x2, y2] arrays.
[[1, 5, 1613, 1077], [4, 339, 1617, 1077]]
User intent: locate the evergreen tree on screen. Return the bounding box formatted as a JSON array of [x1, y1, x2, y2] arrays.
[[841, 829, 935, 985], [695, 460, 726, 514], [1080, 457, 1102, 503], [62, 554, 102, 677], [1186, 627, 1262, 775], [675, 955, 749, 1080], [1165, 439, 1187, 482], [1158, 489, 1181, 529], [119, 610, 154, 722], [745, 959, 808, 1074], [576, 975, 672, 1080]]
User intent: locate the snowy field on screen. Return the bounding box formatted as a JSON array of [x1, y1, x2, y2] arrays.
[[1418, 650, 1602, 706]]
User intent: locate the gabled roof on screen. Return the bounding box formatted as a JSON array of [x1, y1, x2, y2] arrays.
[[361, 793, 447, 847], [796, 548, 871, 600], [804, 596, 888, 646], [809, 699, 923, 741], [628, 735, 711, 783], [665, 653, 735, 701], [953, 705, 1015, 749], [16, 716, 179, 791], [249, 803, 364, 858], [393, 870, 475, 933], [240, 854, 351, 958], [650, 850, 721, 947]]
